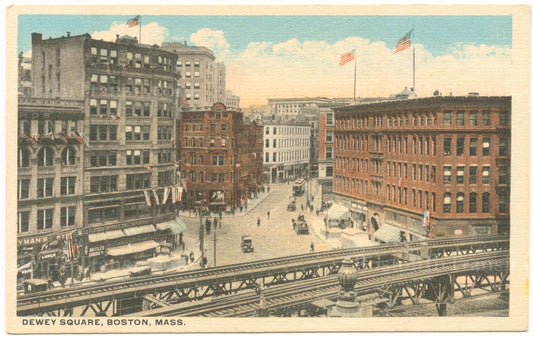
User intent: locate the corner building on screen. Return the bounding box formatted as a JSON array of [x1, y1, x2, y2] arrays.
[[30, 33, 184, 266], [334, 96, 511, 239], [177, 103, 263, 212]]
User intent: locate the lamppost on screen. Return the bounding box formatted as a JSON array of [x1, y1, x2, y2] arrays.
[[330, 257, 360, 317]]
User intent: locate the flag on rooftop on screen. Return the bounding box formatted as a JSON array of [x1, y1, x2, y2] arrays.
[[394, 28, 413, 54], [339, 49, 355, 66], [127, 15, 140, 28]]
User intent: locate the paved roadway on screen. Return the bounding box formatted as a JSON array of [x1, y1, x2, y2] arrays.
[[184, 181, 332, 267]]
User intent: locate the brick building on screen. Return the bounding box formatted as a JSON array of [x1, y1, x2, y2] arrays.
[[177, 103, 263, 212], [30, 32, 185, 267], [317, 105, 336, 203], [17, 97, 85, 279], [333, 96, 511, 240]]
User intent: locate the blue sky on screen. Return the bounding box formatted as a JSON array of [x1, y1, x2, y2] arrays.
[[17, 14, 513, 106], [18, 15, 511, 56]]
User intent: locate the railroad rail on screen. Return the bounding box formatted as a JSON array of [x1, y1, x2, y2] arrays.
[[137, 250, 509, 317], [17, 235, 508, 316]]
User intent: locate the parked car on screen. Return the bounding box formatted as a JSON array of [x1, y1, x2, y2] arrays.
[[241, 235, 254, 253]]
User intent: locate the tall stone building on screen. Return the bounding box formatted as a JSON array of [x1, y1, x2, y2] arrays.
[[30, 32, 184, 267], [161, 42, 225, 109], [333, 96, 511, 240]]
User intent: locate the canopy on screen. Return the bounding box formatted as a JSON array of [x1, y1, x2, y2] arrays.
[[373, 225, 402, 243], [88, 230, 125, 243], [123, 225, 156, 237], [327, 203, 350, 220], [106, 240, 159, 257], [156, 218, 187, 234]]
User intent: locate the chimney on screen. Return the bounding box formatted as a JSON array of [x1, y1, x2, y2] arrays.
[[67, 32, 71, 37], [31, 33, 43, 45]]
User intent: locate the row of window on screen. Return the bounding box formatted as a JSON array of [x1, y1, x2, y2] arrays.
[[265, 126, 309, 136], [264, 150, 309, 163], [18, 147, 77, 168], [184, 136, 228, 148], [17, 176, 77, 200], [443, 192, 508, 213], [87, 125, 173, 142], [89, 46, 176, 72], [88, 171, 174, 194], [443, 137, 508, 157], [19, 119, 78, 138], [335, 109, 509, 130], [17, 206, 76, 233], [182, 171, 225, 184], [90, 74, 174, 96], [265, 138, 309, 148]]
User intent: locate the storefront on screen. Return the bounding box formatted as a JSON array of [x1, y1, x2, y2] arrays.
[[326, 203, 352, 229], [350, 202, 367, 229]]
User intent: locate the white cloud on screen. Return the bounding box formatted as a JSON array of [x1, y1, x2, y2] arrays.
[[225, 37, 511, 107], [91, 21, 168, 45], [189, 28, 231, 61]]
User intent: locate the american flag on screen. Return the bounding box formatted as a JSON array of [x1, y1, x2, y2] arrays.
[[56, 132, 70, 143], [72, 130, 85, 144], [24, 133, 39, 145], [144, 164, 153, 170], [181, 178, 188, 192], [339, 49, 355, 66], [144, 190, 152, 206], [127, 15, 140, 28], [111, 115, 120, 120], [162, 187, 170, 205], [176, 186, 183, 202], [394, 29, 413, 54], [64, 230, 79, 260], [423, 211, 431, 227]]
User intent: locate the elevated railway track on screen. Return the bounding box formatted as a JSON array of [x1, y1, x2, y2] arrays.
[[17, 235, 508, 316], [136, 250, 509, 317]]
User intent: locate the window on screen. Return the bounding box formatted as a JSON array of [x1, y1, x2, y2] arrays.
[[469, 166, 477, 184], [18, 148, 30, 167], [482, 192, 490, 213], [470, 138, 477, 156], [457, 165, 465, 184], [483, 110, 490, 126], [37, 147, 54, 166], [219, 173, 225, 183], [499, 111, 508, 126], [60, 206, 76, 227], [456, 138, 464, 156], [273, 139, 277, 148], [265, 152, 269, 163], [61, 148, 76, 165], [482, 138, 490, 156], [482, 166, 490, 184], [60, 177, 76, 195], [18, 211, 30, 233], [444, 192, 451, 213], [469, 111, 478, 125], [125, 173, 151, 190], [325, 147, 333, 159], [212, 155, 224, 165], [273, 127, 277, 135], [456, 193, 464, 213], [456, 111, 464, 125], [90, 175, 118, 193], [158, 171, 173, 187], [499, 166, 508, 185], [37, 178, 54, 198], [469, 192, 477, 213], [18, 179, 30, 200], [443, 110, 452, 125], [265, 127, 269, 135], [326, 113, 334, 126], [326, 131, 333, 143], [443, 138, 451, 155], [326, 166, 333, 177], [90, 125, 117, 141], [499, 138, 508, 156], [499, 194, 509, 213], [37, 209, 54, 230]]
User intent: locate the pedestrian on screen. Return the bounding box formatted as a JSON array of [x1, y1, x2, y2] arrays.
[[214, 218, 218, 229], [257, 217, 261, 227], [267, 186, 270, 193], [301, 204, 304, 211], [310, 243, 315, 252], [267, 211, 270, 219], [189, 251, 195, 263], [219, 212, 222, 220]]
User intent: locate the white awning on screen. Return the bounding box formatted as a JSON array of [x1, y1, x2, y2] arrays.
[[156, 218, 187, 234], [123, 225, 156, 237], [327, 203, 350, 220], [373, 225, 401, 243], [106, 240, 159, 257], [88, 232, 108, 243], [105, 230, 125, 240]]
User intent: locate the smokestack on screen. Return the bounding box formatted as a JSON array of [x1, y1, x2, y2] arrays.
[[67, 32, 71, 37]]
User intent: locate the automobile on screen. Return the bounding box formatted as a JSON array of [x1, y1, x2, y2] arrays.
[[293, 214, 309, 235], [287, 199, 296, 211], [241, 235, 254, 253]]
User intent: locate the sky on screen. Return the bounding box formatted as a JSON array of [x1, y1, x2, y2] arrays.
[[18, 15, 512, 107]]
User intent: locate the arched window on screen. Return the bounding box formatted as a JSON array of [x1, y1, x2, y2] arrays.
[[37, 147, 54, 166], [469, 192, 478, 213], [456, 192, 464, 213], [482, 192, 490, 213], [61, 147, 76, 166], [18, 148, 30, 167], [443, 192, 451, 213]]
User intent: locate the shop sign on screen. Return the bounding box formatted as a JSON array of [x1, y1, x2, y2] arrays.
[[351, 202, 367, 212], [18, 232, 78, 247], [89, 246, 105, 257]]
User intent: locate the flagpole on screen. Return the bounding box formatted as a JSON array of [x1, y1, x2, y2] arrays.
[[353, 49, 357, 103], [412, 25, 415, 93]]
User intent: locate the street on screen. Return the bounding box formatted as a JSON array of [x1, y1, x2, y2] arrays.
[[183, 180, 332, 267]]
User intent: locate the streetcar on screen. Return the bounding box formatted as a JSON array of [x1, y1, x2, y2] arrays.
[[292, 178, 306, 196]]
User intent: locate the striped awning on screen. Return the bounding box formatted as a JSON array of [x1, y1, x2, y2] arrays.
[[88, 232, 108, 243], [88, 230, 126, 243], [373, 225, 402, 243], [156, 218, 187, 234], [327, 203, 350, 220], [105, 229, 125, 240], [123, 225, 156, 237]]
